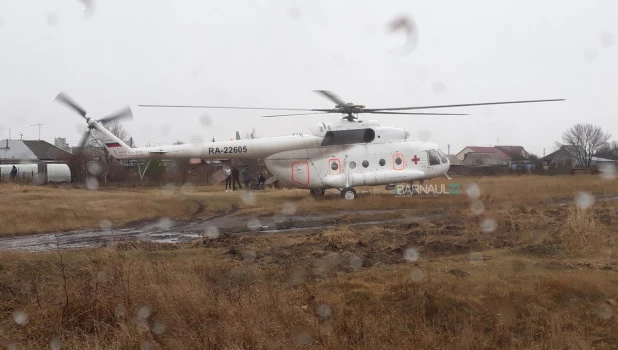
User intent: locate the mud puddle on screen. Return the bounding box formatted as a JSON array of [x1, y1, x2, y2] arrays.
[[0, 209, 432, 252]]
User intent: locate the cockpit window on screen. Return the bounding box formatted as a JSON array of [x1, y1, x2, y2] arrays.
[[428, 150, 441, 166], [438, 150, 448, 164], [321, 128, 376, 146]]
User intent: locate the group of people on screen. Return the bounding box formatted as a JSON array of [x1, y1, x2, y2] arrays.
[[223, 165, 266, 191]]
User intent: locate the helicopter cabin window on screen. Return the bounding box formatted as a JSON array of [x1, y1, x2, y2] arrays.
[[438, 150, 448, 163], [394, 157, 403, 166], [349, 161, 357, 169], [379, 159, 385, 166], [331, 162, 339, 171], [362, 160, 369, 168], [320, 128, 376, 146], [428, 150, 441, 166]]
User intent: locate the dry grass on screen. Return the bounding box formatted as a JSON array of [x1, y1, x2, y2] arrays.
[[1, 175, 618, 348]]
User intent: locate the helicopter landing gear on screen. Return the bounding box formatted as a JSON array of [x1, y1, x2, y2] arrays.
[[310, 188, 325, 199], [340, 187, 356, 200]]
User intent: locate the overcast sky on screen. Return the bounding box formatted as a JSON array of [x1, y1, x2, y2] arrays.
[[1, 0, 617, 156]]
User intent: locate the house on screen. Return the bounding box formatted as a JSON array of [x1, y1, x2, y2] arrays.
[[0, 139, 72, 163], [542, 145, 618, 174]]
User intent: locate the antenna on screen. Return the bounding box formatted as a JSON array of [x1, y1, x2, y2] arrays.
[[19, 132, 23, 140], [30, 123, 44, 140]]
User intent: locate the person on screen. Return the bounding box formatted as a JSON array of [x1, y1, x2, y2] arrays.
[[231, 166, 242, 191], [224, 165, 232, 191], [10, 165, 17, 180], [242, 166, 252, 189], [257, 172, 266, 190]]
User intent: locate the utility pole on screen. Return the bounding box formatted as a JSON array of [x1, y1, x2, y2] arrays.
[[30, 123, 44, 140], [19, 132, 23, 140], [8, 128, 11, 140]]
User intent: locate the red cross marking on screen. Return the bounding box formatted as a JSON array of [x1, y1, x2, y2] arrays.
[[412, 155, 420, 164]]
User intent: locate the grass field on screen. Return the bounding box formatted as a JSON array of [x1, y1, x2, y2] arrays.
[[0, 175, 617, 348]]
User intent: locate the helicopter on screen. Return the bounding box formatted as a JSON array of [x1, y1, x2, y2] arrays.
[[55, 91, 564, 200]]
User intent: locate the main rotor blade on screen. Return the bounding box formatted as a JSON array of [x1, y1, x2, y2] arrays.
[[365, 111, 469, 116], [55, 92, 87, 118], [99, 106, 133, 124], [260, 112, 332, 117], [138, 104, 330, 112], [365, 98, 565, 112], [314, 90, 348, 107], [74, 130, 91, 156]]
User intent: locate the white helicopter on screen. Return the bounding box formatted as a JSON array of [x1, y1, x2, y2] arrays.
[[55, 91, 563, 200]]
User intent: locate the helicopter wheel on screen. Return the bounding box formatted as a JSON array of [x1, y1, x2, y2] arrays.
[[340, 187, 356, 200], [310, 188, 325, 199]]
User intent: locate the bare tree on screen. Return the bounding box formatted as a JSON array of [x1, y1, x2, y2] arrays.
[[561, 123, 611, 167], [246, 128, 258, 139]]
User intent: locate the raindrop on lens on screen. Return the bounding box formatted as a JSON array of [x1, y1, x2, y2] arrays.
[[281, 202, 297, 216], [140, 341, 154, 350], [87, 162, 102, 175], [199, 114, 212, 127], [156, 217, 173, 230], [470, 200, 485, 215], [598, 303, 612, 320], [317, 304, 332, 318], [600, 32, 615, 48], [137, 305, 152, 320], [404, 248, 419, 262], [599, 163, 616, 180], [584, 48, 598, 62], [85, 176, 99, 190], [247, 218, 261, 231], [574, 192, 595, 209], [161, 183, 176, 196], [480, 218, 497, 233], [469, 251, 484, 264], [410, 267, 424, 282], [466, 183, 481, 199], [180, 182, 195, 195], [348, 255, 363, 271], [241, 190, 257, 205], [241, 250, 257, 262], [205, 226, 219, 239], [417, 129, 432, 142], [432, 80, 446, 94], [294, 332, 313, 347], [13, 310, 28, 325], [114, 304, 126, 317], [49, 337, 62, 350], [100, 219, 112, 232], [152, 322, 166, 334]]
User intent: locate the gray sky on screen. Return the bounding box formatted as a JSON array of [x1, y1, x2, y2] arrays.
[[1, 0, 617, 157]]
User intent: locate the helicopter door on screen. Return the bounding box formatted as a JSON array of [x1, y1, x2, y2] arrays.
[[328, 158, 342, 175], [291, 161, 310, 186], [392, 153, 405, 170]]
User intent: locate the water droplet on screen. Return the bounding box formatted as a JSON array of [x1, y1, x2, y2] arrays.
[[241, 250, 257, 262], [140, 341, 154, 350], [598, 303, 612, 320], [600, 31, 615, 48], [161, 183, 177, 196], [469, 251, 484, 264], [416, 68, 431, 82], [87, 162, 102, 175], [288, 267, 305, 286], [114, 304, 126, 317], [470, 200, 485, 215], [584, 48, 598, 62], [247, 218, 262, 231], [330, 53, 346, 68], [294, 331, 313, 347], [241, 190, 257, 205], [348, 255, 363, 271], [100, 219, 112, 232], [410, 267, 424, 282], [387, 15, 418, 54], [466, 183, 481, 199], [85, 176, 99, 190], [417, 129, 432, 142], [137, 305, 152, 320], [205, 226, 219, 239], [199, 114, 212, 127], [432, 80, 446, 94], [156, 218, 173, 230], [480, 218, 497, 233], [599, 163, 617, 180], [180, 182, 195, 195], [316, 304, 332, 318], [288, 6, 302, 19], [574, 192, 595, 209], [46, 12, 58, 27], [281, 202, 297, 216], [404, 248, 419, 262], [33, 173, 46, 185], [49, 337, 62, 350], [13, 310, 28, 325], [151, 321, 166, 334]]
